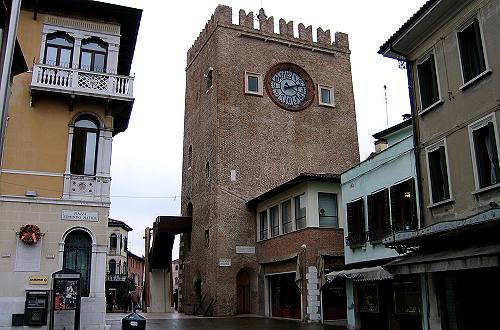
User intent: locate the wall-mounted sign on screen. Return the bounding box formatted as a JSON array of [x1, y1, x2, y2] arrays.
[[61, 211, 98, 222], [219, 258, 231, 267], [236, 246, 255, 254], [29, 276, 48, 285]]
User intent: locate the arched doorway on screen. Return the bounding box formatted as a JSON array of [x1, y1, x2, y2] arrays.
[[63, 230, 92, 296], [236, 269, 250, 314]]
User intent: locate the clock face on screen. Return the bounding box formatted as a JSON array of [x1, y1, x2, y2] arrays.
[[265, 63, 314, 111]]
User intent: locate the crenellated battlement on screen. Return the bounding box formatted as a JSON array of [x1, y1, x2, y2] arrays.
[[187, 5, 349, 67]]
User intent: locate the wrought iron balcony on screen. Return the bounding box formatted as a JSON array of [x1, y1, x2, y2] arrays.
[[30, 63, 134, 101], [346, 232, 368, 246], [106, 273, 128, 282], [368, 227, 391, 242]]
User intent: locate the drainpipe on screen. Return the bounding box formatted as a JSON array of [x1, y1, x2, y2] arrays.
[[389, 45, 424, 229], [0, 0, 22, 168], [389, 44, 428, 330]]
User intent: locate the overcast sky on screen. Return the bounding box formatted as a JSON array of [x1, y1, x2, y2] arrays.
[[105, 0, 427, 259]]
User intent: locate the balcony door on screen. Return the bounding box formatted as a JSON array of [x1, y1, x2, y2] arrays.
[[80, 39, 107, 73], [44, 33, 74, 68]]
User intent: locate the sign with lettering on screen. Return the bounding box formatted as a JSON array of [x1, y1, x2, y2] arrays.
[[236, 246, 255, 254], [218, 258, 231, 267], [61, 211, 98, 222], [29, 276, 48, 285]]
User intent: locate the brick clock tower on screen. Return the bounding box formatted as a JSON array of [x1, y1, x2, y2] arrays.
[[179, 6, 359, 316]]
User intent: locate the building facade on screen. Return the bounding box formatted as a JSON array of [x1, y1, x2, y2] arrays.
[[335, 118, 423, 330], [0, 0, 140, 328], [127, 251, 144, 309], [106, 218, 132, 311], [248, 174, 346, 323], [379, 0, 500, 329], [179, 5, 359, 318]]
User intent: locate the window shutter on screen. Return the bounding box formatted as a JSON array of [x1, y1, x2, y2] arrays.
[[347, 202, 354, 235], [390, 186, 400, 228], [360, 199, 365, 235], [488, 122, 500, 181], [409, 178, 417, 229], [383, 189, 390, 234], [367, 194, 374, 232], [439, 146, 450, 200]]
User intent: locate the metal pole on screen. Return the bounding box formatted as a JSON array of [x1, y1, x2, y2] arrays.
[[0, 0, 22, 168], [301, 244, 306, 321]]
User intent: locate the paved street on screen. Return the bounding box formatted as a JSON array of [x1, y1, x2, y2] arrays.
[[107, 313, 347, 330]]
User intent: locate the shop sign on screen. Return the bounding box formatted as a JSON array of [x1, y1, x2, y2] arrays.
[[29, 276, 48, 285], [218, 258, 231, 267]]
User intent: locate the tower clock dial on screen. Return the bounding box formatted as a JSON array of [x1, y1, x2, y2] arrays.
[[265, 63, 314, 111]]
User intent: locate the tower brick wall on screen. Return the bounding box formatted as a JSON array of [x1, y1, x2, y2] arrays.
[[180, 5, 359, 316]]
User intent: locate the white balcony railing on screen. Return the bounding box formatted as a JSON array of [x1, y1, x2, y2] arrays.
[[30, 64, 134, 101]]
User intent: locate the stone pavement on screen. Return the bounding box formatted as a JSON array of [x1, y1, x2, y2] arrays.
[[106, 313, 348, 329]]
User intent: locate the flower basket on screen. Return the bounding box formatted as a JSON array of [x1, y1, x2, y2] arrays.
[[19, 224, 41, 245]]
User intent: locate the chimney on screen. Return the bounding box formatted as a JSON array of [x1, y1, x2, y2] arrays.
[[374, 138, 388, 153]]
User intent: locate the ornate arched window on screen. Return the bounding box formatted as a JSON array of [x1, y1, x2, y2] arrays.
[[80, 38, 107, 73], [63, 230, 92, 296], [70, 115, 99, 176], [44, 33, 74, 68], [108, 259, 116, 275], [109, 233, 117, 250]]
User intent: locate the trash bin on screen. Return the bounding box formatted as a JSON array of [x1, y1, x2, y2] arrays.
[[122, 312, 146, 330]]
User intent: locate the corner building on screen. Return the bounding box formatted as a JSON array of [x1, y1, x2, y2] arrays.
[[179, 6, 359, 317], [0, 0, 140, 328]]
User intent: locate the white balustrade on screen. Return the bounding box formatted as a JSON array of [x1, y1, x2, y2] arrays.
[[31, 63, 134, 100]]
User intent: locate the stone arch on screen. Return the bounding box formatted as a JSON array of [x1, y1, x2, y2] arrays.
[[236, 267, 256, 314], [70, 111, 106, 130]]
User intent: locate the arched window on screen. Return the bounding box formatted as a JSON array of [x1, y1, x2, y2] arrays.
[[80, 38, 107, 73], [71, 115, 99, 176], [45, 33, 74, 68], [109, 233, 117, 250], [109, 259, 116, 275], [63, 230, 92, 296]]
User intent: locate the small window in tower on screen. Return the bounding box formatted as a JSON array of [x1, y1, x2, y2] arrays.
[[206, 162, 210, 178], [205, 229, 209, 247], [205, 67, 213, 91], [245, 71, 263, 96], [318, 84, 335, 107], [188, 145, 193, 170]]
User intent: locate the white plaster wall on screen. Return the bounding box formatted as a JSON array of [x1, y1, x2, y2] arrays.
[[149, 269, 173, 313], [0, 200, 109, 329], [341, 135, 419, 265]]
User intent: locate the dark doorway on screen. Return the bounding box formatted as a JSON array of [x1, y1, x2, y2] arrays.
[[269, 273, 301, 319], [322, 279, 347, 320], [236, 269, 250, 314]]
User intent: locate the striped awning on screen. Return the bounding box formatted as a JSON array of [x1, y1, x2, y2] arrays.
[[326, 266, 393, 282]]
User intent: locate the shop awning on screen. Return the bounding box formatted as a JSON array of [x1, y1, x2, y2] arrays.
[[326, 266, 393, 282], [384, 243, 500, 275]]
